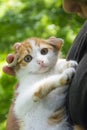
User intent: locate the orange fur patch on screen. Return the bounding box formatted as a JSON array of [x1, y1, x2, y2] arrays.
[[34, 87, 43, 101], [48, 107, 66, 125], [30, 37, 54, 49]]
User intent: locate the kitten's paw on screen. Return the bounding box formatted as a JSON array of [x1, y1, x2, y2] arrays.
[[67, 60, 78, 69], [58, 60, 78, 73], [59, 68, 75, 85]]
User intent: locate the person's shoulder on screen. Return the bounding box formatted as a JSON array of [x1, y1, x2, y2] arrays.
[[75, 20, 87, 40], [80, 20, 87, 32]]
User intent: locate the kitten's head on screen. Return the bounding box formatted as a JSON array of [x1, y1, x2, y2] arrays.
[[8, 37, 64, 75]]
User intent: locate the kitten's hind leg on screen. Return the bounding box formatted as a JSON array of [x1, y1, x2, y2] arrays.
[[33, 68, 75, 102]]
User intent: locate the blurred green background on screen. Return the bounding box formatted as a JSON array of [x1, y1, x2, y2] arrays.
[[0, 0, 85, 129]]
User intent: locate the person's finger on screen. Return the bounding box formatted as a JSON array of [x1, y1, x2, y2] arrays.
[[6, 54, 15, 63], [2, 66, 15, 76]]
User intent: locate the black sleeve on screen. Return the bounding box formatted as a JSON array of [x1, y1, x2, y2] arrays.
[[67, 20, 87, 63], [66, 21, 87, 128]]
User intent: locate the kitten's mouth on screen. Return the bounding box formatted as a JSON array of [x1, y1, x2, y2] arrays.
[[40, 64, 47, 68], [39, 64, 48, 71]]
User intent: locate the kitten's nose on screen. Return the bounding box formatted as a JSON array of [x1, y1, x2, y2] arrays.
[[37, 60, 47, 68], [37, 60, 44, 65]]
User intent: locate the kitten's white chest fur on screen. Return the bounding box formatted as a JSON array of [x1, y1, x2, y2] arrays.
[[14, 59, 77, 130], [16, 74, 68, 130]]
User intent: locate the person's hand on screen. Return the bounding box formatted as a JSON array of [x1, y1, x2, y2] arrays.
[[3, 54, 15, 76]]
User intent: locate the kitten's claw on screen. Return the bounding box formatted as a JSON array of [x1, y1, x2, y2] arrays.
[[60, 68, 76, 85], [67, 60, 78, 69]]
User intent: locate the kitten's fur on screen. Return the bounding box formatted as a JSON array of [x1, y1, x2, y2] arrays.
[[8, 37, 77, 130]]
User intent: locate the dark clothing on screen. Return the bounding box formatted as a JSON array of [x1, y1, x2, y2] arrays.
[[67, 21, 87, 128]]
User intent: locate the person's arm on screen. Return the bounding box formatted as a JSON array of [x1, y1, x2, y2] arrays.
[[6, 84, 19, 130], [6, 83, 19, 130], [67, 21, 87, 129], [6, 101, 19, 130], [3, 54, 19, 130]]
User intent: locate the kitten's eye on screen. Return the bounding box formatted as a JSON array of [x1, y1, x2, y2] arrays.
[[24, 55, 32, 62], [41, 48, 48, 55]]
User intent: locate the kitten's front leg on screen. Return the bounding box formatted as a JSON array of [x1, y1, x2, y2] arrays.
[[33, 68, 75, 102], [55, 59, 78, 73]]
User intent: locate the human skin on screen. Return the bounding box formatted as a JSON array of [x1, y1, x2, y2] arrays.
[[63, 0, 87, 18], [3, 1, 87, 130], [3, 54, 15, 75], [6, 98, 19, 130]]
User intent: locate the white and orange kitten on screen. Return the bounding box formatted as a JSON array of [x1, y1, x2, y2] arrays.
[[8, 37, 77, 130]]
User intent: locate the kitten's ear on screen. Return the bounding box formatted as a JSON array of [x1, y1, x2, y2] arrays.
[[47, 36, 64, 50], [13, 42, 21, 52]]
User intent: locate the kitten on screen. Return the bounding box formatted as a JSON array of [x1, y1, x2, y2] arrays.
[[8, 37, 77, 130]]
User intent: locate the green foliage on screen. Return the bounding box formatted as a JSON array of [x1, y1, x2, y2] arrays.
[[0, 0, 84, 53], [0, 0, 85, 129]]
